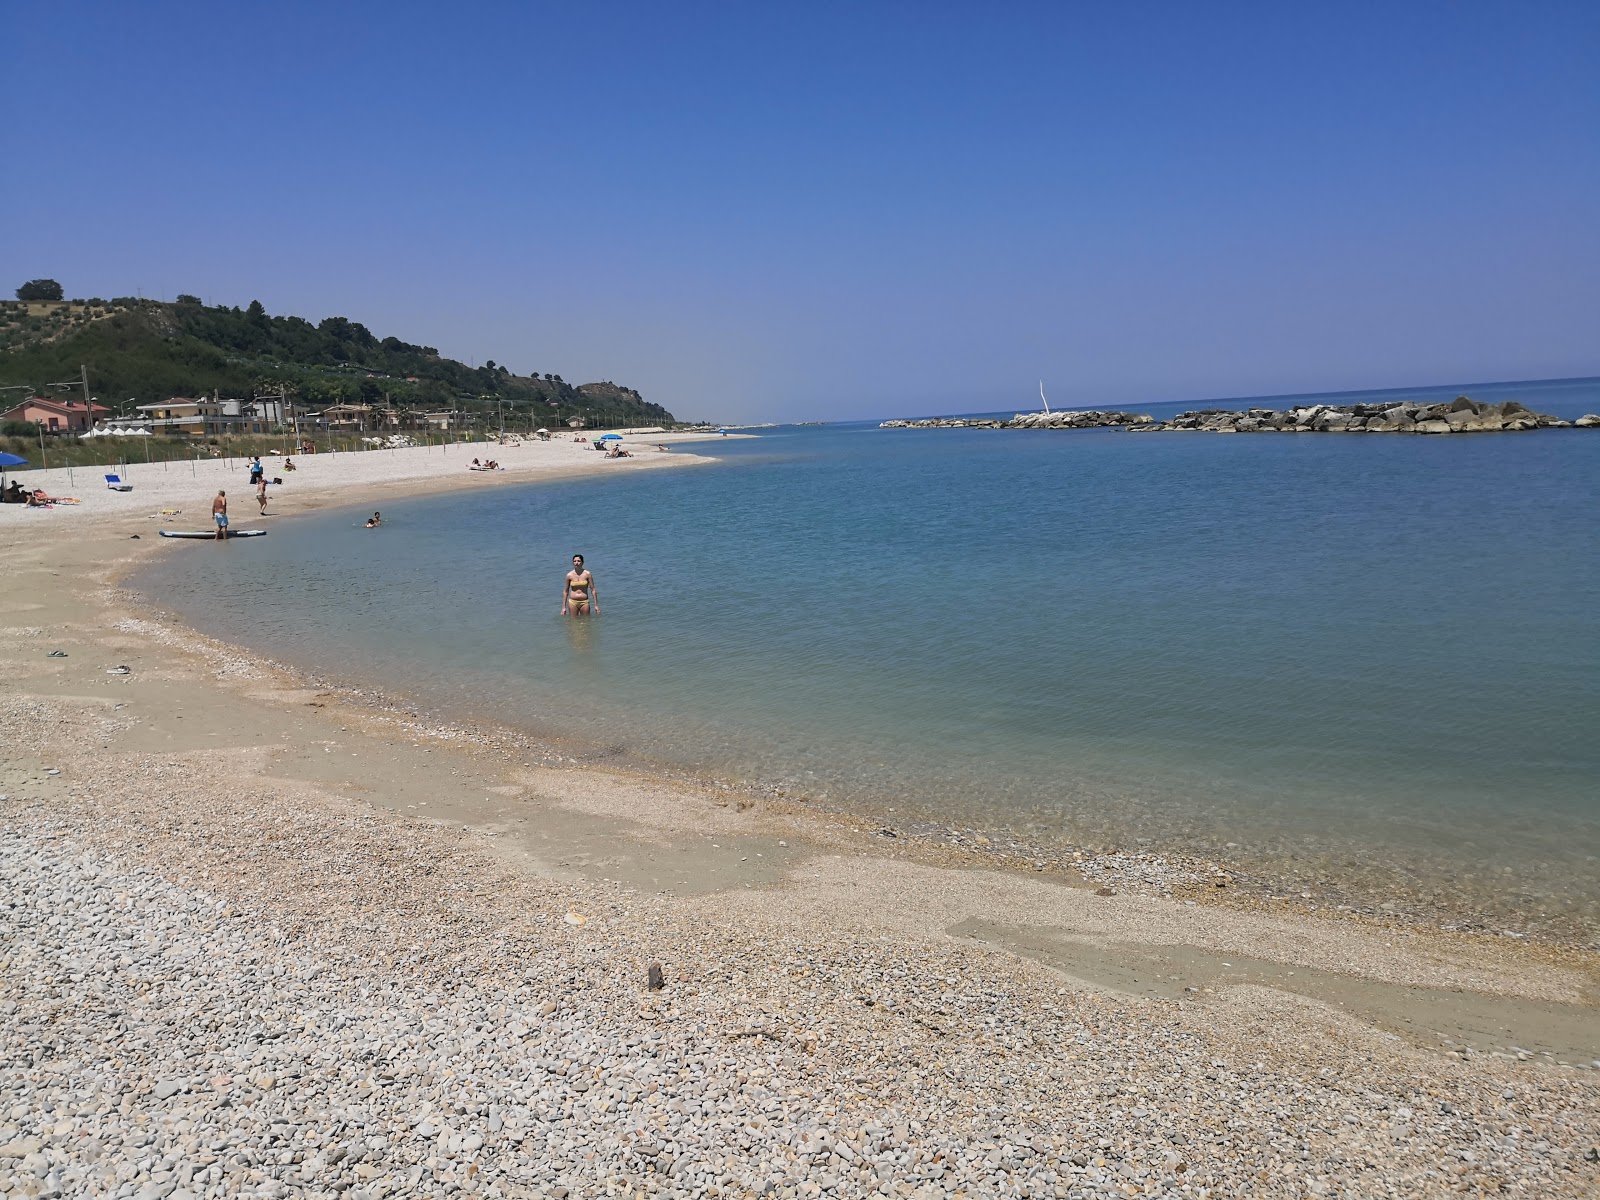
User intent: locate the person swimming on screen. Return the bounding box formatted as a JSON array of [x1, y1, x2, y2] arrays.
[[562, 554, 598, 616], [364, 512, 382, 528]]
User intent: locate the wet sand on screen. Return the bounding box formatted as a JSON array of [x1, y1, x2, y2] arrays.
[[3, 449, 1599, 1197]]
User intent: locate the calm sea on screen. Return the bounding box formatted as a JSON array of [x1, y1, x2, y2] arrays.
[[137, 377, 1600, 936]]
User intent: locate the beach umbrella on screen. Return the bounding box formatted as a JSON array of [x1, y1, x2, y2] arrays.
[[599, 432, 622, 440], [536, 428, 549, 434], [0, 450, 26, 489]]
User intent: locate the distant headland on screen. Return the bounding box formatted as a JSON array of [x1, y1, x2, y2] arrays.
[[0, 280, 676, 432]]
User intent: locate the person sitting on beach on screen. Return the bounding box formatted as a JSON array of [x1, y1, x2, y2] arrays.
[[364, 512, 382, 528], [1, 481, 25, 504], [561, 554, 598, 616], [25, 488, 51, 507], [283, 457, 296, 472]]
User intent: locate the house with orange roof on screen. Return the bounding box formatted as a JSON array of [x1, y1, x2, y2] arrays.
[[1, 395, 110, 433]]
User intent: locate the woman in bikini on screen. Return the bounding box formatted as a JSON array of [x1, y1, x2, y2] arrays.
[[562, 554, 599, 616]]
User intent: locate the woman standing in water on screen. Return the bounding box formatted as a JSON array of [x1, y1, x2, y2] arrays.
[[562, 554, 599, 616]]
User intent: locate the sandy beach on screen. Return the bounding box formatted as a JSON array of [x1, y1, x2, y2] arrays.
[[2, 442, 1598, 1199], [0, 431, 727, 526]]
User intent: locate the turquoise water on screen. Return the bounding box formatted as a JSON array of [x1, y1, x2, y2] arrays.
[[138, 377, 1600, 934]]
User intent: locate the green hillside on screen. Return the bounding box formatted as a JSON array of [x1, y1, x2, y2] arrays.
[[0, 295, 675, 428]]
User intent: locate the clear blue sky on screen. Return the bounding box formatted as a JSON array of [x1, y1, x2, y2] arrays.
[[6, 2, 1597, 421]]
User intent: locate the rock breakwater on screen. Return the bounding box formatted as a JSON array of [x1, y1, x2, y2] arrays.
[[880, 410, 1152, 430], [1128, 396, 1599, 434]]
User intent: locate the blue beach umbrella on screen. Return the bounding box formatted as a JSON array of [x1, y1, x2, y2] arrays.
[[599, 433, 622, 440], [0, 450, 26, 489]]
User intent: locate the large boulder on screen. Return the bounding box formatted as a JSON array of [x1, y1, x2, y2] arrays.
[[1576, 414, 1600, 427], [1415, 419, 1453, 434], [1366, 412, 1412, 432], [1444, 407, 1502, 431]]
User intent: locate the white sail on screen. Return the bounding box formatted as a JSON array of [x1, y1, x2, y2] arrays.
[[1039, 380, 1051, 415]]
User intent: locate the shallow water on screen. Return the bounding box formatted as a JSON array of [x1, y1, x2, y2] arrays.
[[136, 377, 1600, 935]]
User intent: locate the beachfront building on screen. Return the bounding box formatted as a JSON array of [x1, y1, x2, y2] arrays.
[[318, 403, 375, 431], [132, 399, 228, 436], [125, 396, 290, 437], [1, 395, 110, 433], [565, 416, 587, 429], [243, 394, 300, 427], [375, 407, 427, 431]]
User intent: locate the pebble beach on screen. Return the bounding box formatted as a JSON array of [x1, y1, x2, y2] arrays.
[[2, 444, 1598, 1199]]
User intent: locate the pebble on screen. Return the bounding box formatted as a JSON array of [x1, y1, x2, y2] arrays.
[[2, 712, 1597, 1200]]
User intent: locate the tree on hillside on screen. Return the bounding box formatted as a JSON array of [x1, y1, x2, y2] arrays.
[[247, 299, 269, 326], [16, 279, 64, 302]]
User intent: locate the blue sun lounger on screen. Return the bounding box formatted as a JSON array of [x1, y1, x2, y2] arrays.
[[105, 473, 132, 492]]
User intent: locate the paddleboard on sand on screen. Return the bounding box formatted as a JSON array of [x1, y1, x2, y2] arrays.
[[158, 529, 267, 539]]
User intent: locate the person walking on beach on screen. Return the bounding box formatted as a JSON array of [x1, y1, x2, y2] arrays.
[[255, 476, 269, 514], [212, 490, 229, 540], [248, 456, 263, 485], [562, 554, 598, 616]]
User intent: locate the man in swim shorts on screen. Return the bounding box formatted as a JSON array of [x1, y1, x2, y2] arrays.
[[562, 554, 598, 616], [212, 490, 229, 540]]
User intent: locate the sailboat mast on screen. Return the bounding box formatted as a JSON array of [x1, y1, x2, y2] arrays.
[[1039, 380, 1051, 415]]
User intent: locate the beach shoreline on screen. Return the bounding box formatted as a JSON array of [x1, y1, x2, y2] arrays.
[[3, 439, 1599, 1197]]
